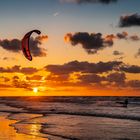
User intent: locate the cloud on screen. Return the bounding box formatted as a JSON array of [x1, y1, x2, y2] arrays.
[[120, 65, 140, 73], [12, 76, 20, 83], [0, 84, 11, 88], [45, 60, 122, 74], [127, 80, 140, 89], [0, 39, 21, 52], [44, 61, 133, 88], [119, 13, 140, 27], [44, 61, 140, 89], [64, 32, 114, 54], [78, 74, 105, 85], [0, 65, 20, 73], [36, 35, 48, 42], [116, 31, 128, 39], [1, 60, 140, 90], [29, 37, 47, 57], [0, 65, 38, 74], [113, 50, 124, 56], [2, 57, 16, 61], [0, 76, 10, 82], [115, 56, 124, 60], [46, 73, 69, 81], [53, 12, 60, 17], [20, 67, 38, 75], [60, 0, 117, 4], [77, 72, 126, 86], [107, 72, 126, 85], [65, 31, 140, 54], [0, 36, 47, 57], [26, 75, 43, 81], [13, 76, 19, 80], [12, 76, 31, 89], [130, 35, 140, 41], [135, 48, 140, 58], [116, 32, 140, 41]]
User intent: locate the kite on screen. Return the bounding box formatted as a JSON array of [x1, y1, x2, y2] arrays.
[[22, 30, 41, 61]]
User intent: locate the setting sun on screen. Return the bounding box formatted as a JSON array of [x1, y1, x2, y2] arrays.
[[33, 88, 38, 94]]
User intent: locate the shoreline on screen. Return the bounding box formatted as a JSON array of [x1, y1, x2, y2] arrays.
[[1, 111, 140, 140]]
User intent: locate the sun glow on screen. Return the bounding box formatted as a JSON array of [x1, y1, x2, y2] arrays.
[[33, 88, 38, 94]]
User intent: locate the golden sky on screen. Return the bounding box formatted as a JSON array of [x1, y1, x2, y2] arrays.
[[0, 0, 140, 96]]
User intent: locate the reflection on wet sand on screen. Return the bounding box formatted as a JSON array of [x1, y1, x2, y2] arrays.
[[0, 113, 47, 140], [30, 123, 41, 137]]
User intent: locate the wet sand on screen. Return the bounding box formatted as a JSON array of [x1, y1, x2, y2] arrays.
[[0, 112, 47, 140]]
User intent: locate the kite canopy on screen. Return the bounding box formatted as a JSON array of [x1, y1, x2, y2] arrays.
[[21, 30, 41, 61]]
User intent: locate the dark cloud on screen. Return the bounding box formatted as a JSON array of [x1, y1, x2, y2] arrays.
[[65, 32, 114, 54], [0, 65, 20, 73], [12, 76, 20, 84], [0, 76, 10, 82], [78, 74, 105, 84], [0, 65, 38, 74], [116, 32, 140, 41], [65, 31, 140, 54], [12, 75, 32, 90], [127, 80, 140, 89], [130, 35, 140, 41], [13, 76, 19, 80], [46, 74, 69, 81], [0, 39, 21, 52], [45, 61, 83, 74], [2, 57, 16, 61], [44, 61, 140, 89], [119, 13, 140, 27], [77, 72, 126, 87], [12, 78, 31, 89], [116, 31, 128, 39], [29, 37, 47, 57], [107, 72, 126, 85], [60, 0, 117, 4], [45, 60, 122, 74], [20, 67, 38, 75], [0, 39, 19, 52], [0, 37, 47, 57], [113, 50, 124, 56], [26, 75, 43, 81], [1, 60, 140, 90], [120, 65, 140, 73]]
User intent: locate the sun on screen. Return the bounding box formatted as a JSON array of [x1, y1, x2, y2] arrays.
[[33, 87, 38, 94]]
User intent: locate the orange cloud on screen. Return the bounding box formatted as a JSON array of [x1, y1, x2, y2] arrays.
[[64, 33, 72, 42], [116, 31, 128, 39], [36, 35, 48, 42], [105, 34, 116, 40], [104, 34, 116, 45]]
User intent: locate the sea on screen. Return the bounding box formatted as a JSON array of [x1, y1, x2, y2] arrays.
[[0, 96, 140, 140]]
